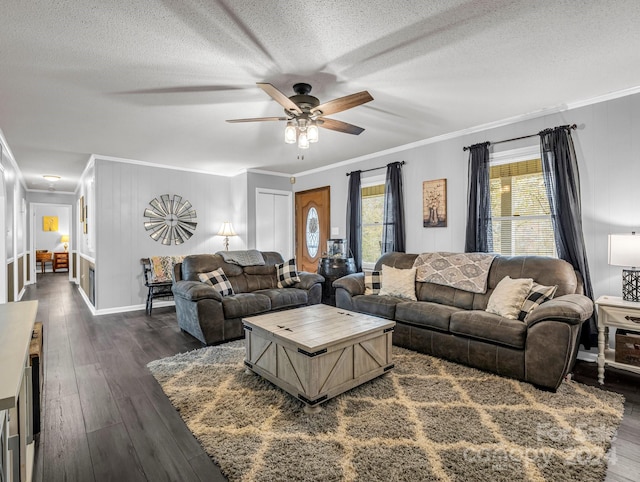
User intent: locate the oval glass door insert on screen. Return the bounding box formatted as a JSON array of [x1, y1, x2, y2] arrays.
[[305, 207, 319, 257]]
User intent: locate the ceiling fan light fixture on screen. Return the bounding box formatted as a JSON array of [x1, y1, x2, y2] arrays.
[[298, 131, 309, 149], [284, 121, 297, 144], [307, 122, 319, 143]]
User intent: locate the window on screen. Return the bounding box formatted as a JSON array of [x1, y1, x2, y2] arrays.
[[489, 157, 556, 257], [361, 175, 385, 268]]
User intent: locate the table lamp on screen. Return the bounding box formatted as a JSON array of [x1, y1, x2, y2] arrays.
[[217, 222, 237, 251], [608, 232, 640, 302], [60, 234, 70, 252]]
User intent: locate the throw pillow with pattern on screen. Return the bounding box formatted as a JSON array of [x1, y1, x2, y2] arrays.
[[486, 276, 533, 320], [518, 282, 558, 321], [276, 258, 301, 288], [198, 268, 234, 296], [364, 270, 382, 295]]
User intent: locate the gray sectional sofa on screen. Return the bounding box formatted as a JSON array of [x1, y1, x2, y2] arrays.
[[334, 252, 594, 390], [172, 252, 324, 345]]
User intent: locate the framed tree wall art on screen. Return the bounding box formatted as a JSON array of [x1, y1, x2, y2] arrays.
[[423, 179, 447, 228]]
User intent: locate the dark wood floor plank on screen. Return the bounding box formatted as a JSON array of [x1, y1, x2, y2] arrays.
[[115, 394, 200, 482], [42, 393, 95, 482], [76, 363, 123, 433], [95, 348, 151, 401], [66, 312, 100, 367], [140, 374, 208, 459], [86, 423, 147, 482], [189, 453, 227, 482], [43, 343, 78, 400]]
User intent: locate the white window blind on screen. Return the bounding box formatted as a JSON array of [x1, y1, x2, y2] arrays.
[[489, 158, 556, 257]]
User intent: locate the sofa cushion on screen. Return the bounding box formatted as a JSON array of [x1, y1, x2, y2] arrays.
[[199, 268, 235, 296], [518, 282, 558, 321], [276, 258, 301, 287], [182, 254, 243, 281], [221, 293, 271, 319], [486, 276, 533, 320], [364, 270, 382, 295], [450, 310, 527, 349], [395, 301, 463, 332], [378, 265, 417, 300], [353, 295, 403, 320], [254, 288, 308, 310]]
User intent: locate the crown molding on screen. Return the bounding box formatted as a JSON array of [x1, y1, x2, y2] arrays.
[[91, 153, 241, 177], [26, 188, 76, 195], [246, 168, 291, 178]]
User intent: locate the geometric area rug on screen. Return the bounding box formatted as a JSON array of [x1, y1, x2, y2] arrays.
[[148, 341, 625, 482]]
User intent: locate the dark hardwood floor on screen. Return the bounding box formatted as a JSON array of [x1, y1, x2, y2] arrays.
[[24, 273, 226, 482], [23, 274, 639, 481]]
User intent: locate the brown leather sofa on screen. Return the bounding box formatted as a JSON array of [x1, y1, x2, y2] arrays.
[[333, 252, 594, 391], [172, 252, 324, 345]]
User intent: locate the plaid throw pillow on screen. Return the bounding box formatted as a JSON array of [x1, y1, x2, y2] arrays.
[[518, 282, 558, 321], [276, 258, 300, 288], [198, 268, 234, 296], [364, 270, 382, 295]]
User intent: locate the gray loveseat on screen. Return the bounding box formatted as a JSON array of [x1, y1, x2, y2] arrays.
[[172, 252, 324, 345], [334, 252, 594, 390]]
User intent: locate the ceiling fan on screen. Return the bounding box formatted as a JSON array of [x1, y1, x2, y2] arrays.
[[226, 82, 373, 148]]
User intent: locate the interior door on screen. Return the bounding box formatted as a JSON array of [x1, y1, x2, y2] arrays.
[[295, 186, 330, 273]]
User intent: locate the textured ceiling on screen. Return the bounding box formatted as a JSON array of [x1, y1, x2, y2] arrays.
[[2, 0, 640, 192]]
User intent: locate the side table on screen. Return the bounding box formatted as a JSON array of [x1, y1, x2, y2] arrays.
[[317, 257, 356, 306], [53, 252, 69, 272], [595, 295, 640, 384]]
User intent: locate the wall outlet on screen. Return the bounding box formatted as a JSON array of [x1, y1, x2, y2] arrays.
[[331, 227, 339, 236]]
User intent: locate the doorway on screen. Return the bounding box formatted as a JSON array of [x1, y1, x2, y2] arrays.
[[295, 186, 330, 273], [30, 203, 73, 282]]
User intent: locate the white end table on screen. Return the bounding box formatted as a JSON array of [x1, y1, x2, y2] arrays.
[[595, 295, 640, 384]]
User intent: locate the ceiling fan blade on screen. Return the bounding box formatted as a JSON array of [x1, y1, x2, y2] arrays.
[[257, 83, 302, 115], [311, 91, 373, 116], [116, 85, 249, 95], [319, 118, 365, 135], [226, 116, 289, 123]]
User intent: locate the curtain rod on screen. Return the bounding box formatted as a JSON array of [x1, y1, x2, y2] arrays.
[[462, 124, 577, 151], [346, 160, 406, 177]]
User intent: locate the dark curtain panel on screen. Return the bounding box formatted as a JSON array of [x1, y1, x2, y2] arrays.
[[464, 142, 492, 253], [382, 162, 406, 254], [539, 126, 596, 349], [346, 170, 362, 271]]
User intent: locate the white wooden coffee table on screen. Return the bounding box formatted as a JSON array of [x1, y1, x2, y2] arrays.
[[243, 304, 395, 413]]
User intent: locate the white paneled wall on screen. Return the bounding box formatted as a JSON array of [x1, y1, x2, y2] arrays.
[[94, 160, 235, 311]]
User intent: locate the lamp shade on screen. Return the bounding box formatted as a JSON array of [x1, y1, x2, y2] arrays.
[[608, 233, 640, 267], [60, 235, 70, 243], [217, 222, 237, 237]]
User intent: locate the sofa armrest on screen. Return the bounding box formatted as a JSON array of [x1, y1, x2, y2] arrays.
[[296, 272, 325, 290], [172, 280, 223, 302], [333, 272, 365, 296], [525, 294, 594, 327]]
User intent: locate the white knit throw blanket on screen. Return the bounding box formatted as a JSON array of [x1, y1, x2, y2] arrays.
[[412, 252, 496, 294]]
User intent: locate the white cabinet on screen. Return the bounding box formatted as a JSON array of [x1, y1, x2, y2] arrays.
[[0, 301, 38, 482]]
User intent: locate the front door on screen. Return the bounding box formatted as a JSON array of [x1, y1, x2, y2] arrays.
[[295, 186, 330, 273]]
